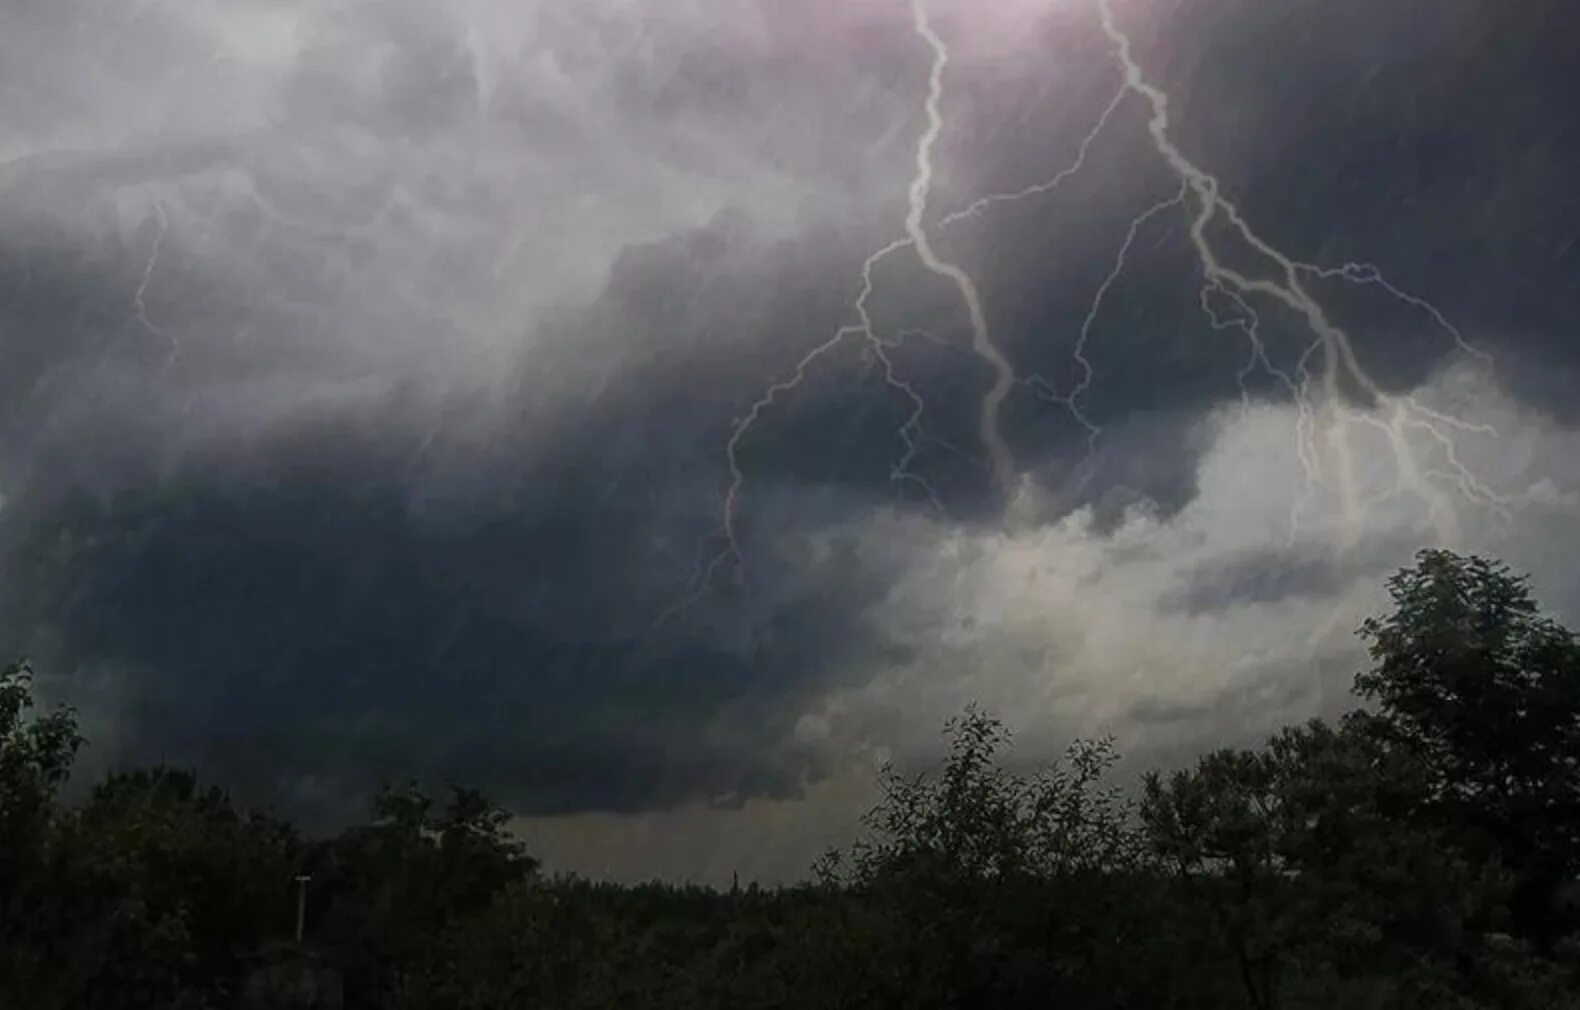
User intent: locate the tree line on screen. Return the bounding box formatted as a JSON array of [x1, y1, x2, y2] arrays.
[[2, 549, 1577, 1007]]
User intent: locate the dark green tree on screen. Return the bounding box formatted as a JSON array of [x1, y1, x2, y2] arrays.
[[1141, 747, 1289, 1010], [311, 781, 538, 1008], [0, 659, 83, 1001], [1356, 550, 1580, 953], [44, 767, 300, 1009], [819, 707, 1165, 1008], [1140, 717, 1520, 1008], [0, 658, 80, 860]]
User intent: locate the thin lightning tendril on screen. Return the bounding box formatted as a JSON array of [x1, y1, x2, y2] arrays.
[[938, 85, 1130, 230], [1024, 181, 1189, 469], [1298, 261, 1494, 368], [712, 237, 940, 566], [658, 239, 925, 627], [133, 200, 178, 363]]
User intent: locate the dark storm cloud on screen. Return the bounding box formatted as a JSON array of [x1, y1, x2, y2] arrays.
[[0, 184, 1154, 819], [2, 0, 1577, 836], [1128, 0, 1580, 413], [0, 201, 980, 817], [0, 382, 901, 820], [911, 0, 1580, 430]]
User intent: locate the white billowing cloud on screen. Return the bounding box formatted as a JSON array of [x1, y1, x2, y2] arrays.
[[804, 364, 1580, 769]]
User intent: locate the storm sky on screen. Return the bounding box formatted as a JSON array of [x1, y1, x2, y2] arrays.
[[2, 0, 1577, 882]]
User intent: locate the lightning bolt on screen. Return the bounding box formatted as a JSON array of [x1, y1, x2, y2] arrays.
[[668, 0, 1023, 624], [1196, 278, 1324, 540], [1023, 181, 1189, 471], [1298, 260, 1493, 369], [905, 0, 1020, 498], [675, 0, 1514, 624], [936, 0, 1508, 551], [133, 199, 179, 364], [938, 84, 1130, 231], [712, 237, 941, 566], [657, 238, 928, 627], [1085, 0, 1505, 550]]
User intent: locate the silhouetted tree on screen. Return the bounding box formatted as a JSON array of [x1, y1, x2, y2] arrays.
[[0, 659, 82, 1003], [1356, 550, 1580, 954], [2, 549, 1576, 1008], [311, 781, 536, 1008], [45, 767, 298, 1008]]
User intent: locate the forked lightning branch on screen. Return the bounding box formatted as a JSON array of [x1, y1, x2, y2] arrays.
[[670, 0, 1508, 621]]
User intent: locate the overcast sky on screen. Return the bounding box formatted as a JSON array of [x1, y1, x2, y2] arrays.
[[2, 0, 1576, 883]]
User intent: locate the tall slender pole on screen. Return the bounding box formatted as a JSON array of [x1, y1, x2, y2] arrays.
[[294, 874, 311, 944]]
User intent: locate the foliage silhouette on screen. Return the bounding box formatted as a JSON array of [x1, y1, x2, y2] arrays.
[[0, 550, 1576, 1007]]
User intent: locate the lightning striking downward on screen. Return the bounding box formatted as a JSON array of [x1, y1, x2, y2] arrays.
[[1089, 0, 1506, 548], [665, 0, 1020, 622], [676, 0, 1512, 621], [1023, 181, 1188, 469], [133, 199, 178, 364], [903, 0, 1020, 497], [656, 237, 933, 626]]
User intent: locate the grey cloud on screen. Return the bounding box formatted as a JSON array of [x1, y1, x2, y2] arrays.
[[0, 427, 882, 821], [0, 0, 1577, 861], [1159, 541, 1409, 615]]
